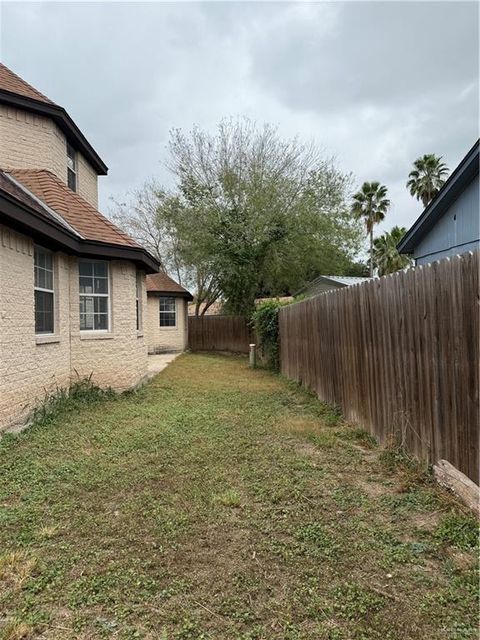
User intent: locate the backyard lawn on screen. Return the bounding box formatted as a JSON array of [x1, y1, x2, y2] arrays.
[[0, 354, 478, 640]]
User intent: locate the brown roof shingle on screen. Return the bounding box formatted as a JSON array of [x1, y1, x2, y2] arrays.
[[146, 272, 192, 298], [0, 63, 55, 104], [7, 169, 140, 248]]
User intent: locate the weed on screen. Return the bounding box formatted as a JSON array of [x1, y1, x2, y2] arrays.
[[332, 582, 385, 621], [435, 514, 478, 550]]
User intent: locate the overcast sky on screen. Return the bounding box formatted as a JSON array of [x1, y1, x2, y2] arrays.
[[1, 1, 478, 235]]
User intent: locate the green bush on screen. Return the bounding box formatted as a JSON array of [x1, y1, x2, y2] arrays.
[[251, 300, 285, 371]]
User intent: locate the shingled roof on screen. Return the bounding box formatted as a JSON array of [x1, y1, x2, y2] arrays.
[[146, 272, 193, 299], [0, 63, 55, 105], [8, 169, 138, 247], [0, 62, 107, 175], [0, 169, 159, 272]]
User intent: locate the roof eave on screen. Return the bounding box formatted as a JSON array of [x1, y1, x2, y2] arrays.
[[147, 289, 193, 301], [0, 189, 159, 273], [0, 89, 108, 175], [398, 140, 480, 254]]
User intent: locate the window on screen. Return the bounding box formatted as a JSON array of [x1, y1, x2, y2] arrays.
[[136, 272, 142, 331], [34, 246, 54, 334], [67, 142, 77, 191], [79, 261, 110, 331], [159, 296, 176, 327]]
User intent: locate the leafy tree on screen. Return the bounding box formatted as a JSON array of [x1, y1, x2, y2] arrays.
[[407, 154, 449, 207], [112, 118, 364, 316], [168, 118, 363, 315], [373, 226, 413, 276], [351, 182, 390, 277]]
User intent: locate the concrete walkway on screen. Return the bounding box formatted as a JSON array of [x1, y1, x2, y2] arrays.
[[147, 353, 181, 379]]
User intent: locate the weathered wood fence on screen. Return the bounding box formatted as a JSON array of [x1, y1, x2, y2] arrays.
[[279, 252, 479, 482], [188, 315, 253, 353]]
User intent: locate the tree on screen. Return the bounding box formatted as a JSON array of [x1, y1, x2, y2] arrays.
[[351, 182, 390, 277], [111, 118, 364, 316], [167, 118, 362, 315], [373, 226, 413, 276], [407, 154, 449, 207]]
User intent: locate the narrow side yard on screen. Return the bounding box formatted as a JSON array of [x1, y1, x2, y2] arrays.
[[0, 354, 477, 640]]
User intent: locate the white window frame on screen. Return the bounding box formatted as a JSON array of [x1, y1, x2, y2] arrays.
[[67, 141, 77, 192], [79, 260, 111, 332], [34, 245, 55, 335], [159, 296, 177, 328]]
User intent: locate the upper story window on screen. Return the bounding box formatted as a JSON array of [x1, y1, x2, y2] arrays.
[[67, 142, 77, 192], [159, 296, 176, 327], [79, 260, 110, 331], [34, 246, 55, 334]]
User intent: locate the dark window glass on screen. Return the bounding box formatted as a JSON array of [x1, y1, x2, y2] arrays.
[[35, 290, 54, 333], [67, 142, 77, 191], [34, 246, 54, 334], [159, 296, 176, 327], [79, 261, 109, 331]]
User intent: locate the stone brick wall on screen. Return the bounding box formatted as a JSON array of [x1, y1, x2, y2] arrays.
[[0, 223, 148, 431], [0, 105, 99, 208], [146, 295, 188, 353]]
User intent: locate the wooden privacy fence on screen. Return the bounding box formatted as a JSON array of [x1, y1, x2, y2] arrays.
[[188, 315, 253, 353], [279, 252, 479, 482]]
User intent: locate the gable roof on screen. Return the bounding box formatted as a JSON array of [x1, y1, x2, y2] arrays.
[[398, 140, 480, 254], [146, 272, 193, 299], [0, 63, 107, 175], [0, 169, 159, 272]]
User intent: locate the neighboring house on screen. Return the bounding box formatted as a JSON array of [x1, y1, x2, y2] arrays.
[[295, 275, 371, 298], [0, 63, 159, 430], [146, 272, 192, 353], [398, 140, 479, 264]]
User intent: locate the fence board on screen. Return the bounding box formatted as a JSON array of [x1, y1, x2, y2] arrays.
[[279, 252, 479, 482], [188, 315, 252, 353]]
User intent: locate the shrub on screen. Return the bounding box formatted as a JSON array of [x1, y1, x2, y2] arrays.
[[251, 300, 285, 371]]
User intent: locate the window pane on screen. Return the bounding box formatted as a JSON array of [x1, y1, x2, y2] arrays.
[[94, 297, 108, 314], [95, 314, 108, 331], [160, 312, 176, 327], [79, 276, 93, 294], [35, 290, 54, 333], [80, 313, 94, 331], [94, 277, 108, 294], [79, 262, 93, 277], [160, 296, 176, 312], [67, 168, 76, 191], [94, 262, 108, 278]]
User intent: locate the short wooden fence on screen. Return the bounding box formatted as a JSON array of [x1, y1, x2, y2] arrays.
[[188, 315, 253, 354], [279, 252, 479, 482]]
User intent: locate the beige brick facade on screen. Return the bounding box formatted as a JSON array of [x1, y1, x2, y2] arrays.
[[0, 223, 148, 431], [0, 105, 99, 208], [146, 295, 188, 353]]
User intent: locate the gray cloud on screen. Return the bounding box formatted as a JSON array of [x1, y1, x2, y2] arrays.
[[1, 1, 478, 238]]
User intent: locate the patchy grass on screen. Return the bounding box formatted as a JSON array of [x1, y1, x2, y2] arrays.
[[0, 353, 478, 639]]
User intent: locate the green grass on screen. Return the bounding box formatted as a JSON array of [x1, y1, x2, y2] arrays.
[[0, 353, 478, 639]]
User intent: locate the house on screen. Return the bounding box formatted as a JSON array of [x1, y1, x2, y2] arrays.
[[0, 63, 159, 430], [295, 275, 371, 298], [146, 272, 192, 353], [398, 141, 479, 264]]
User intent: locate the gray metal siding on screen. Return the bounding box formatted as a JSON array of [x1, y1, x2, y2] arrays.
[[413, 177, 479, 265]]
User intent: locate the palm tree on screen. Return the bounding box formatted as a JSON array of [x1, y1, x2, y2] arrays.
[[407, 154, 449, 207], [373, 226, 413, 276], [351, 182, 390, 277]]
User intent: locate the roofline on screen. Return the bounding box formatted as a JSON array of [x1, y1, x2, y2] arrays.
[[147, 289, 193, 301], [0, 89, 108, 175], [398, 140, 480, 254], [0, 188, 159, 273]]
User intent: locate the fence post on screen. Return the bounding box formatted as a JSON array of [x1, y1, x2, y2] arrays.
[[249, 344, 256, 368]]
